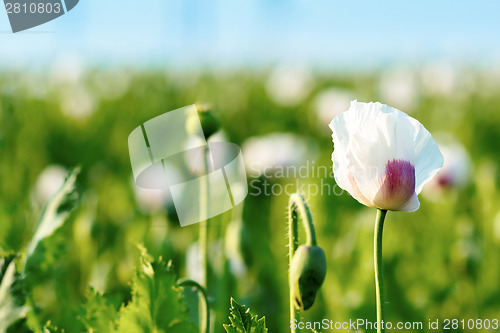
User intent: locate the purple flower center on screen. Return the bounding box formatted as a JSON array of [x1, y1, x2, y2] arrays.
[[375, 159, 416, 210]]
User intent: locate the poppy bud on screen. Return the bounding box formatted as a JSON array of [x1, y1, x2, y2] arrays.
[[289, 244, 326, 310], [186, 103, 219, 140]]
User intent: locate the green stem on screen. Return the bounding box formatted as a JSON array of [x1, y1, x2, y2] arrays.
[[374, 209, 387, 333], [199, 145, 210, 288], [289, 193, 317, 246], [289, 207, 300, 333], [288, 193, 316, 333], [179, 279, 210, 333], [199, 144, 210, 331]]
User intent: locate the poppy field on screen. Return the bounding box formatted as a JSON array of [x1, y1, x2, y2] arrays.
[[1, 65, 500, 332]]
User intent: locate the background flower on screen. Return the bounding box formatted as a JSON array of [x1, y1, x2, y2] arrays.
[[378, 68, 419, 113], [32, 165, 67, 206], [242, 132, 317, 177], [265, 64, 313, 107], [313, 88, 354, 129], [423, 135, 472, 199]]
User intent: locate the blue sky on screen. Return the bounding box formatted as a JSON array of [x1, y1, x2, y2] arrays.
[[1, 0, 500, 70]]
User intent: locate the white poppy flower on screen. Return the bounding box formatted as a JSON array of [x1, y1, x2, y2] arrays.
[[329, 101, 443, 212]]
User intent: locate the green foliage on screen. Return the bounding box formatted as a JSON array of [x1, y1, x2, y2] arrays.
[[0, 261, 29, 333], [0, 162, 198, 333], [59, 246, 199, 333], [69, 247, 200, 333], [113, 247, 197, 333], [223, 298, 268, 333], [78, 288, 117, 332], [0, 168, 80, 333], [2, 68, 500, 332], [25, 168, 80, 260]]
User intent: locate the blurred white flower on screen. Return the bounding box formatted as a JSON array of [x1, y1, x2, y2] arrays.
[[133, 187, 169, 214], [242, 133, 316, 177], [266, 64, 313, 107], [184, 131, 231, 175], [186, 240, 224, 284], [32, 165, 67, 206], [183, 136, 207, 175], [343, 290, 363, 308], [329, 101, 443, 212], [89, 260, 111, 293], [494, 211, 500, 244], [132, 163, 181, 214], [186, 241, 203, 284], [313, 88, 354, 127], [209, 130, 228, 143], [166, 70, 200, 90], [59, 85, 97, 120], [483, 64, 500, 91], [423, 136, 471, 197], [225, 219, 248, 277], [420, 63, 458, 96], [378, 68, 419, 112], [50, 53, 85, 87], [20, 74, 49, 99], [184, 131, 230, 175], [93, 70, 131, 100]]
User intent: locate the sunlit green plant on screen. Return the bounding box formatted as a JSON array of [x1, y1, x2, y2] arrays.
[[223, 298, 268, 333], [288, 193, 326, 333], [186, 103, 220, 333], [0, 168, 80, 332]]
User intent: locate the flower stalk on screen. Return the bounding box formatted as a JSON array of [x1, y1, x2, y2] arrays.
[[288, 193, 326, 333], [187, 103, 219, 333], [199, 144, 211, 333], [288, 196, 302, 333], [178, 279, 210, 333], [199, 144, 210, 289], [374, 209, 387, 333]]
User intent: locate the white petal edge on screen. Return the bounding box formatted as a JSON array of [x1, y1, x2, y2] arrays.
[[399, 192, 420, 212], [410, 118, 445, 194]]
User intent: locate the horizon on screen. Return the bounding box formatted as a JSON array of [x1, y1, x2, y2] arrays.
[[1, 1, 500, 71]]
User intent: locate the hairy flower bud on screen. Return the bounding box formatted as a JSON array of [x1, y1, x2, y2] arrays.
[[186, 103, 220, 139], [289, 244, 326, 310]]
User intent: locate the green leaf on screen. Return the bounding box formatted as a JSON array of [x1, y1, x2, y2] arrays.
[[78, 288, 118, 332], [223, 298, 268, 333], [114, 246, 197, 333], [0, 255, 17, 281], [0, 262, 29, 333], [25, 167, 80, 262]]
